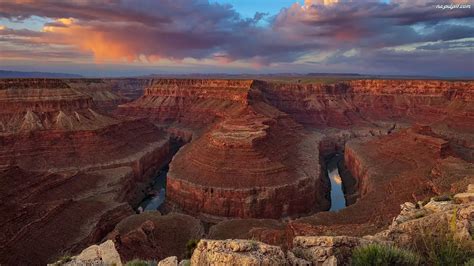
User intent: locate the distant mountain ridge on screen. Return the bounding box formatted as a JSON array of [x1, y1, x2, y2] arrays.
[[0, 70, 83, 78]]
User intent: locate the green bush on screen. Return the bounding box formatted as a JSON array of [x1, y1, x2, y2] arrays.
[[351, 244, 421, 266], [420, 235, 473, 266], [185, 239, 200, 259], [432, 194, 453, 202], [52, 253, 72, 265], [464, 258, 474, 266], [412, 211, 474, 266]]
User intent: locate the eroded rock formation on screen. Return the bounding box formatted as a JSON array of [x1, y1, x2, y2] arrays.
[[191, 239, 287, 266], [0, 79, 172, 265], [167, 108, 326, 219], [107, 212, 204, 262], [118, 79, 251, 124], [2, 77, 474, 265], [55, 183, 473, 266]]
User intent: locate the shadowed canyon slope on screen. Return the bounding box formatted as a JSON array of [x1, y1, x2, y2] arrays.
[[0, 79, 169, 265], [0, 78, 473, 265]]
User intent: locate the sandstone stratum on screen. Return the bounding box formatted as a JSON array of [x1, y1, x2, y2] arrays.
[[0, 78, 473, 265]]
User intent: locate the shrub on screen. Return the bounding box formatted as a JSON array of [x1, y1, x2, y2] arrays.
[[180, 260, 191, 266], [464, 258, 474, 266], [412, 210, 474, 266], [185, 239, 200, 259], [413, 211, 425, 219], [432, 194, 453, 202], [351, 244, 422, 266], [419, 197, 431, 207], [53, 253, 72, 265], [419, 235, 473, 266]]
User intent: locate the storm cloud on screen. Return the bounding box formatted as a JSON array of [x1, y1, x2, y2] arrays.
[[0, 0, 473, 76]]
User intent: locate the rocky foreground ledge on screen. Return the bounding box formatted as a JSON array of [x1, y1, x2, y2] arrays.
[[51, 184, 473, 266]]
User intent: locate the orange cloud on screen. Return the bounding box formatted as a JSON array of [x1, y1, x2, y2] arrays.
[[304, 0, 339, 7], [56, 18, 74, 25], [41, 20, 138, 62]]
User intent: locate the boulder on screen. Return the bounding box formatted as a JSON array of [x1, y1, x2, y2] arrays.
[[158, 256, 178, 266], [376, 184, 474, 246], [454, 193, 474, 204], [50, 240, 122, 266], [291, 236, 374, 265], [108, 212, 204, 262], [286, 251, 311, 265], [190, 239, 287, 266]]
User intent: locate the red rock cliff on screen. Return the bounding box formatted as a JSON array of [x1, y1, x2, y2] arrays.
[[254, 80, 474, 126]]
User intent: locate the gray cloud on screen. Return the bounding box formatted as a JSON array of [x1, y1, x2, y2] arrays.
[[0, 0, 472, 75]]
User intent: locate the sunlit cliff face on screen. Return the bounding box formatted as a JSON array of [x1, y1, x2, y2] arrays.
[[0, 0, 473, 76]]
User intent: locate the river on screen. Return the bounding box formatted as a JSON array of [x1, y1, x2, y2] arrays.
[[327, 153, 347, 211], [137, 165, 168, 212]]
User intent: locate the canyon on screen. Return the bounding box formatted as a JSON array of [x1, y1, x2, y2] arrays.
[[0, 78, 473, 265]]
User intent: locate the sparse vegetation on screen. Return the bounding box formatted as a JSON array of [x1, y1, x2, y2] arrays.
[[181, 260, 191, 266], [415, 232, 473, 265], [351, 244, 422, 266], [412, 210, 474, 266], [185, 239, 200, 259], [419, 197, 431, 207], [464, 258, 474, 266], [248, 239, 260, 249], [413, 211, 425, 219], [53, 253, 73, 265], [125, 259, 154, 266], [432, 194, 453, 202]]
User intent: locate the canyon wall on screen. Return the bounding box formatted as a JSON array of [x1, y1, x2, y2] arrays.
[[255, 80, 474, 127], [119, 78, 474, 222], [118, 79, 252, 124], [0, 79, 174, 265], [66, 79, 129, 111], [1, 77, 473, 264], [167, 107, 328, 220]]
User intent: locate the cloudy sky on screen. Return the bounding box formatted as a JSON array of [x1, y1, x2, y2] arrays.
[[0, 0, 473, 77]]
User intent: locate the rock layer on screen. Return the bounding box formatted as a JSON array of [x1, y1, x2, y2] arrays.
[[255, 80, 474, 127], [118, 79, 251, 124], [2, 78, 474, 265], [107, 212, 204, 261], [190, 239, 287, 266], [167, 105, 326, 219], [0, 79, 173, 265], [119, 78, 474, 223], [289, 125, 473, 239]]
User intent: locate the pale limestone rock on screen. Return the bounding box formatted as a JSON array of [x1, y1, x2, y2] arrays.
[[190, 239, 287, 266], [178, 259, 190, 266], [286, 251, 311, 265], [322, 255, 337, 266], [468, 184, 474, 193], [158, 256, 178, 266], [391, 202, 427, 226], [374, 185, 474, 247], [20, 110, 44, 131], [76, 240, 121, 266], [424, 200, 455, 213], [292, 236, 373, 265], [454, 204, 474, 240], [51, 240, 122, 266], [454, 193, 474, 204]]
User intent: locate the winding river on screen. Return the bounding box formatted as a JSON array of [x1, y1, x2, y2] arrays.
[[138, 166, 168, 212], [327, 153, 347, 211]]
